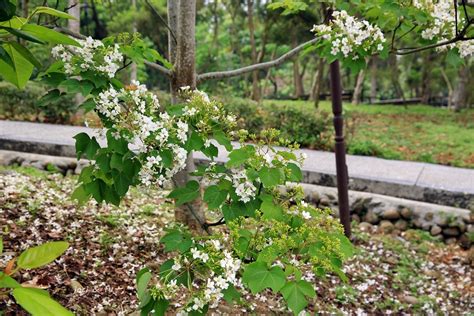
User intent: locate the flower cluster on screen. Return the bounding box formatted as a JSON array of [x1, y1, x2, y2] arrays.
[[94, 82, 192, 186], [231, 169, 257, 203], [416, 0, 474, 58], [311, 10, 386, 60], [52, 36, 123, 77]]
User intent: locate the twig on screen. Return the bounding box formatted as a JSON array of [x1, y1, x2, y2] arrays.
[[144, 0, 177, 44], [197, 37, 319, 83]]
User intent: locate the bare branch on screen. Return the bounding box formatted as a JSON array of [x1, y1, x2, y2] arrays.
[[197, 38, 319, 83], [55, 26, 86, 39], [394, 18, 473, 55], [54, 27, 172, 78], [144, 60, 172, 77]]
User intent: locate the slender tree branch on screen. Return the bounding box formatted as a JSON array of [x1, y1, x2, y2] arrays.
[[144, 60, 172, 77], [144, 0, 177, 45], [197, 37, 319, 83], [54, 27, 172, 78], [391, 21, 402, 51], [455, 0, 459, 36], [394, 19, 473, 55], [395, 24, 417, 42], [54, 26, 86, 39]]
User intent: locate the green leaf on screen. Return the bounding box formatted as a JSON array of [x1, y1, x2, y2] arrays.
[[226, 146, 254, 168], [17, 241, 69, 269], [0, 42, 34, 88], [31, 7, 76, 20], [259, 167, 285, 188], [186, 131, 204, 151], [203, 185, 228, 210], [168, 180, 200, 206], [214, 130, 233, 151], [335, 233, 354, 259], [21, 24, 80, 46], [0, 26, 44, 44], [260, 197, 285, 221], [153, 298, 169, 316], [280, 280, 316, 314], [59, 79, 94, 96], [287, 163, 303, 182], [222, 202, 253, 222], [0, 45, 13, 67], [79, 99, 96, 113], [12, 287, 73, 316], [242, 261, 286, 294], [222, 284, 241, 304], [9, 41, 41, 68], [0, 236, 2, 254], [0, 272, 21, 288], [38, 89, 62, 107], [160, 230, 193, 253], [0, 0, 16, 22], [136, 269, 152, 301], [74, 132, 100, 159], [201, 143, 218, 158], [71, 185, 90, 204]]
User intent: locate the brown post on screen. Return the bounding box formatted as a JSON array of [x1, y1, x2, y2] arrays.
[[329, 60, 351, 238]]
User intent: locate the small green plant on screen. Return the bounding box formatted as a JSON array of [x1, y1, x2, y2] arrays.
[[0, 238, 72, 315]]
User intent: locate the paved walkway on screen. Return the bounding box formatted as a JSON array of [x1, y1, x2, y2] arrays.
[[1, 120, 473, 208]]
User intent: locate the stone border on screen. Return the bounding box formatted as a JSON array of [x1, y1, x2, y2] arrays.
[[284, 183, 473, 249]]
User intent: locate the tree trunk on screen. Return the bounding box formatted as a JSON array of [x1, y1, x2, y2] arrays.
[[420, 52, 434, 104], [21, 0, 28, 17], [130, 0, 137, 82], [352, 69, 365, 105], [369, 56, 377, 103], [68, 0, 80, 33], [452, 64, 469, 112], [440, 67, 453, 109], [247, 0, 260, 101], [310, 58, 324, 108], [68, 0, 83, 123], [170, 0, 207, 233], [389, 54, 404, 100], [291, 33, 304, 99]]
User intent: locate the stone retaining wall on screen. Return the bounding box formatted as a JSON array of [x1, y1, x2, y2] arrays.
[[289, 184, 473, 249]]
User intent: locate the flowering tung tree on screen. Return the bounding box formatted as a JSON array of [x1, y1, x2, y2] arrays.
[[3, 0, 473, 314]]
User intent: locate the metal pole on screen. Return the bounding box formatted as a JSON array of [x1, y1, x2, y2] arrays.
[[329, 60, 351, 238]]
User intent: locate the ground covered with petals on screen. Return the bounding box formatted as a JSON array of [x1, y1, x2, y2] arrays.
[[0, 166, 472, 315]]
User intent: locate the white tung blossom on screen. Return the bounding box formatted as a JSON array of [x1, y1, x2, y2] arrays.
[[311, 10, 386, 59], [52, 37, 123, 78]]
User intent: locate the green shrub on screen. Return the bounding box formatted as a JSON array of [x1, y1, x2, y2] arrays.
[[222, 97, 333, 149], [0, 81, 76, 124]]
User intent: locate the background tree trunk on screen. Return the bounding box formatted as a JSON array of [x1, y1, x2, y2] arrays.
[[352, 69, 365, 105], [369, 56, 377, 103], [68, 0, 80, 33], [389, 54, 404, 100], [440, 67, 453, 109], [309, 58, 324, 108], [420, 52, 434, 104], [130, 0, 137, 82], [170, 0, 207, 233], [68, 0, 83, 123], [291, 33, 305, 99], [247, 0, 260, 101], [21, 0, 28, 17], [452, 64, 469, 112]]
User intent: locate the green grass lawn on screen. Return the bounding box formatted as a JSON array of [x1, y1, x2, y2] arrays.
[[263, 100, 474, 168]]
